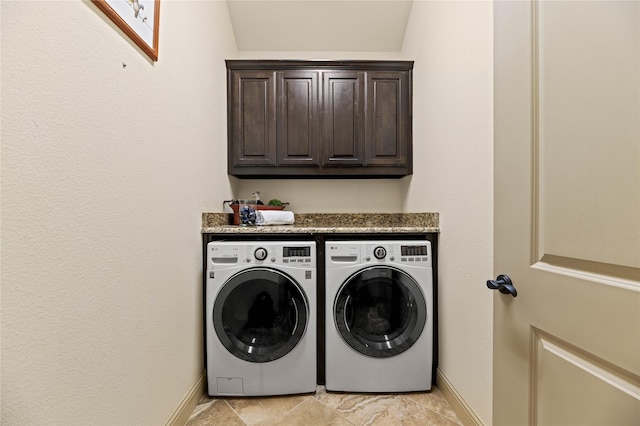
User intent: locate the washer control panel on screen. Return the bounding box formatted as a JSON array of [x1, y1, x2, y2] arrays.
[[281, 245, 313, 265], [208, 242, 316, 268]]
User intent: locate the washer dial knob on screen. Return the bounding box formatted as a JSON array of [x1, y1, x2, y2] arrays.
[[254, 247, 268, 261], [373, 246, 387, 259]]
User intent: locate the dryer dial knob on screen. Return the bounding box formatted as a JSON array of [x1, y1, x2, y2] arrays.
[[373, 246, 387, 259], [254, 248, 268, 261]]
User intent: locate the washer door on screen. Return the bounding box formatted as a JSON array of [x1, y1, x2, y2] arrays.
[[334, 265, 426, 358], [213, 267, 308, 363]]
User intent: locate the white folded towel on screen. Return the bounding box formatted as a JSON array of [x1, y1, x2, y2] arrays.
[[256, 210, 295, 226]]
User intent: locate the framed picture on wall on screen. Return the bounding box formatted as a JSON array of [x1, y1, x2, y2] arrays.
[[92, 0, 160, 61]]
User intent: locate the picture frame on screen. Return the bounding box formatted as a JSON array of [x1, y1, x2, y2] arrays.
[[92, 0, 160, 61]]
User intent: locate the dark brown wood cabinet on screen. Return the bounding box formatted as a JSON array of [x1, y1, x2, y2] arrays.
[[227, 60, 413, 178]]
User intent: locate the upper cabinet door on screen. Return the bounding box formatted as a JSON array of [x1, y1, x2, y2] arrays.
[[322, 71, 366, 167], [276, 71, 320, 167], [365, 71, 411, 171], [228, 70, 277, 170]]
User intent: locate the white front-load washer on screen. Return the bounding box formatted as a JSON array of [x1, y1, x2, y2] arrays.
[[325, 240, 433, 392], [206, 241, 316, 396]]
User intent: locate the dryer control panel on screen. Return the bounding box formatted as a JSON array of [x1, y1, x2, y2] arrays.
[[361, 242, 431, 266], [401, 245, 429, 257], [399, 244, 430, 264]]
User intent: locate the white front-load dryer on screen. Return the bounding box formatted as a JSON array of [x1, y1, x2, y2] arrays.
[[325, 240, 433, 392], [206, 241, 316, 396]]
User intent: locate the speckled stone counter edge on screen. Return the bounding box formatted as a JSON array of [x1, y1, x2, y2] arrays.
[[202, 212, 439, 233]]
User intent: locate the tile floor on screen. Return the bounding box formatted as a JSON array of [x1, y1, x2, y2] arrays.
[[186, 386, 462, 426]]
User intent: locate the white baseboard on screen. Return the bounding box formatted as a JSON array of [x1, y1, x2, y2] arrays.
[[165, 371, 206, 426], [436, 369, 485, 426]]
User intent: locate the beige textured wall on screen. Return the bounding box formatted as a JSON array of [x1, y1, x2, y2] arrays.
[[1, 1, 236, 424], [403, 2, 494, 424]]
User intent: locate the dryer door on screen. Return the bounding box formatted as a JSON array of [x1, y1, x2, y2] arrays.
[[334, 265, 427, 358], [213, 267, 308, 363]]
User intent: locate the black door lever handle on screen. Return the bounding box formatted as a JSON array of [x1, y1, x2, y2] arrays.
[[487, 274, 517, 297]]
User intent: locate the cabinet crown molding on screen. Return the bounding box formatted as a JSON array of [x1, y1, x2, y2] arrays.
[[226, 59, 414, 71]]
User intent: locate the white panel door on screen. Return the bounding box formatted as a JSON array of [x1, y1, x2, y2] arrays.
[[494, 1, 640, 425]]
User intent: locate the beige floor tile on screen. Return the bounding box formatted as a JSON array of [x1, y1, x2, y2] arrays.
[[406, 388, 462, 424], [270, 398, 354, 426], [315, 391, 399, 425], [186, 399, 244, 426], [225, 394, 308, 425], [369, 396, 460, 426], [188, 398, 218, 420]]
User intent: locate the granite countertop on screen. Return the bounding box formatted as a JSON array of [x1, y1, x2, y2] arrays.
[[202, 212, 439, 234]]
